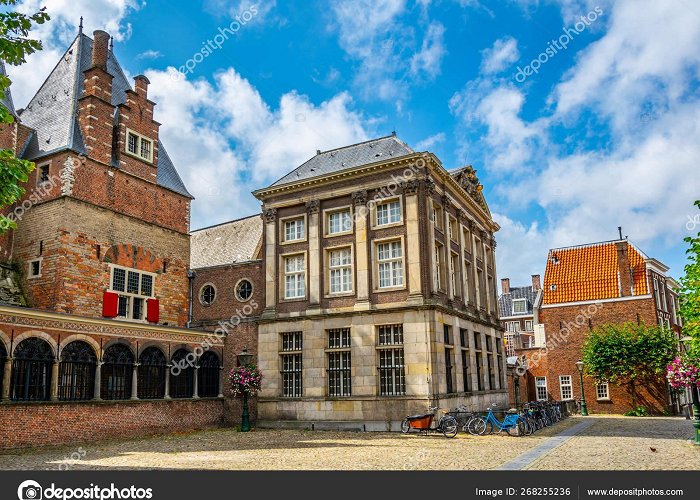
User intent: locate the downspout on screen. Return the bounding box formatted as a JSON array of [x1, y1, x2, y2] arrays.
[[186, 269, 196, 328]]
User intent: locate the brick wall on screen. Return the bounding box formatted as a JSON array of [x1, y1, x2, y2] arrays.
[[0, 399, 223, 450], [535, 297, 669, 414]]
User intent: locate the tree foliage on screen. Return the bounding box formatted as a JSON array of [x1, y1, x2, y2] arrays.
[[0, 0, 49, 233], [680, 200, 700, 357], [582, 323, 678, 408]]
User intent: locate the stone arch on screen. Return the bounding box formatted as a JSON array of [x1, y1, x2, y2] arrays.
[[103, 244, 163, 274], [58, 334, 101, 359], [0, 329, 11, 356], [137, 340, 169, 360], [11, 330, 58, 358], [101, 338, 136, 359]]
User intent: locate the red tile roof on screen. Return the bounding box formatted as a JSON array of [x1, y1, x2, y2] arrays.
[[542, 241, 648, 305]]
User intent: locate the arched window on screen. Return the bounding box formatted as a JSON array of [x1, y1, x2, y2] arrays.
[[235, 279, 253, 302], [59, 341, 97, 401], [200, 284, 216, 305], [138, 346, 166, 399], [170, 349, 194, 398], [0, 342, 7, 399], [199, 351, 221, 397], [101, 343, 134, 400], [11, 337, 54, 401]]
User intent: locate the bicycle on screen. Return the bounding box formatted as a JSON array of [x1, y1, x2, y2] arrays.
[[401, 406, 459, 438], [471, 403, 530, 437]]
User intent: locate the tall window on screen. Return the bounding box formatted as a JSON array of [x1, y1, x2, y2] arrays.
[[434, 243, 444, 290], [596, 382, 609, 400], [126, 129, 153, 162], [377, 240, 403, 288], [281, 332, 303, 398], [328, 328, 351, 397], [327, 209, 352, 235], [535, 376, 548, 401], [377, 325, 405, 396], [170, 349, 194, 398], [461, 350, 470, 392], [59, 341, 96, 401], [431, 204, 443, 230], [110, 266, 155, 321], [101, 343, 133, 400], [524, 320, 534, 331], [328, 248, 353, 294], [507, 321, 520, 332], [559, 375, 573, 400], [284, 217, 305, 242], [284, 254, 306, 299], [463, 259, 471, 301], [450, 252, 459, 295], [495, 339, 503, 390], [653, 278, 661, 309], [198, 351, 221, 397], [37, 163, 50, 186], [449, 217, 458, 242], [473, 332, 484, 391], [376, 200, 401, 226], [138, 347, 166, 399], [11, 338, 54, 401], [445, 348, 454, 394]]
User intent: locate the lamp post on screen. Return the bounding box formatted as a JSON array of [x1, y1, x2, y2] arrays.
[[575, 359, 589, 416], [237, 347, 254, 432]]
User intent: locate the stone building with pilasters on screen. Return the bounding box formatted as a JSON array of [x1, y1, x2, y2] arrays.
[[252, 135, 506, 428]]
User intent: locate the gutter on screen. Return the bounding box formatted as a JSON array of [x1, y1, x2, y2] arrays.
[[186, 269, 196, 328]]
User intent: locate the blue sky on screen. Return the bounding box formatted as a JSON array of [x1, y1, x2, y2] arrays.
[[9, 0, 700, 284]]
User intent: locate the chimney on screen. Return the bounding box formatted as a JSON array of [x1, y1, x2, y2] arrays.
[[501, 278, 510, 295], [531, 274, 541, 291], [134, 75, 150, 99], [616, 241, 632, 297], [92, 30, 110, 69]]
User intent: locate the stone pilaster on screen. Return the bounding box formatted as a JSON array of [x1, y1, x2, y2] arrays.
[[262, 208, 277, 318], [193, 365, 199, 398], [94, 361, 103, 400], [1, 357, 11, 400], [131, 363, 139, 400], [50, 359, 59, 401], [443, 196, 454, 302], [402, 180, 422, 303], [164, 364, 171, 399], [352, 190, 370, 310], [306, 200, 321, 310]]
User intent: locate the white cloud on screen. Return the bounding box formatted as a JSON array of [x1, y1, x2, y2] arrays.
[[137, 50, 162, 60], [410, 22, 446, 79], [147, 67, 371, 228], [415, 132, 446, 151], [480, 37, 519, 74], [8, 0, 142, 106]]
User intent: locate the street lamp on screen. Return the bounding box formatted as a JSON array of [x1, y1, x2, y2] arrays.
[[575, 360, 589, 416], [237, 347, 254, 432]]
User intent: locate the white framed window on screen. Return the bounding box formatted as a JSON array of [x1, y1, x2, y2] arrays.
[[283, 217, 305, 243], [327, 328, 351, 397], [535, 377, 548, 401], [434, 243, 443, 290], [450, 252, 459, 294], [376, 240, 404, 289], [506, 321, 520, 333], [559, 375, 573, 400], [109, 265, 156, 321], [284, 254, 306, 299], [596, 382, 610, 400], [431, 204, 443, 231], [125, 128, 154, 163], [375, 199, 401, 226], [512, 298, 527, 314], [326, 208, 352, 236], [28, 258, 42, 279], [524, 320, 534, 331], [463, 259, 471, 301], [377, 325, 405, 396], [448, 216, 458, 242], [328, 247, 353, 294]]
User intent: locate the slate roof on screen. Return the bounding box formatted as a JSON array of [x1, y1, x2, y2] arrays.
[[190, 215, 263, 269], [15, 32, 192, 198], [0, 62, 17, 117], [270, 134, 414, 187], [498, 285, 538, 318], [542, 240, 649, 305]]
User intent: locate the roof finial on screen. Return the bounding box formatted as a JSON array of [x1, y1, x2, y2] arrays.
[[109, 36, 114, 52], [79, 16, 83, 35]]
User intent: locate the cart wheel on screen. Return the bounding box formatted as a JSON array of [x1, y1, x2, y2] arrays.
[[442, 417, 458, 438], [400, 419, 410, 434]]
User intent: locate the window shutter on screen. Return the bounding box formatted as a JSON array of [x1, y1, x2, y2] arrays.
[[146, 298, 160, 324], [103, 291, 119, 318]]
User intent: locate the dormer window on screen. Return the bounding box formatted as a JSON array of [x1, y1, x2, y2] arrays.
[[37, 163, 50, 187], [125, 128, 154, 163], [513, 298, 527, 314]]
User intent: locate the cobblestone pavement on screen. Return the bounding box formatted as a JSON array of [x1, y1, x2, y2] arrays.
[[0, 417, 697, 470]]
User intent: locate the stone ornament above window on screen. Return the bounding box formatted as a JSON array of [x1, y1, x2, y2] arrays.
[[305, 199, 320, 214], [351, 190, 368, 206], [263, 207, 277, 223]]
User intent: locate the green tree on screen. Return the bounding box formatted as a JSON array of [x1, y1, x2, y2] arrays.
[[680, 200, 700, 357], [0, 0, 49, 233], [582, 322, 678, 410]]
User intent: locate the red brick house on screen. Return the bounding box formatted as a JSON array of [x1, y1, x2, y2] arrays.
[[0, 27, 227, 449], [515, 239, 682, 414]]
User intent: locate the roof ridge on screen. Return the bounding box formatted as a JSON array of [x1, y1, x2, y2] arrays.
[[317, 134, 402, 155], [549, 239, 628, 253], [191, 213, 261, 233]]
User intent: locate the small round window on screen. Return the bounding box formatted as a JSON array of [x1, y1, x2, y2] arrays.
[[235, 279, 253, 302], [200, 284, 216, 305]]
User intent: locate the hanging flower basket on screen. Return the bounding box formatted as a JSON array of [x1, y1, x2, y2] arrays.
[[228, 364, 263, 397], [666, 356, 700, 389]]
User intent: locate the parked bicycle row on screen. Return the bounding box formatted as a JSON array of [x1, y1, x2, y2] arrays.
[[448, 401, 569, 437]]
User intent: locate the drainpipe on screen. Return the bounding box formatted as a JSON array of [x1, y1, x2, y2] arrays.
[[186, 269, 196, 328]]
